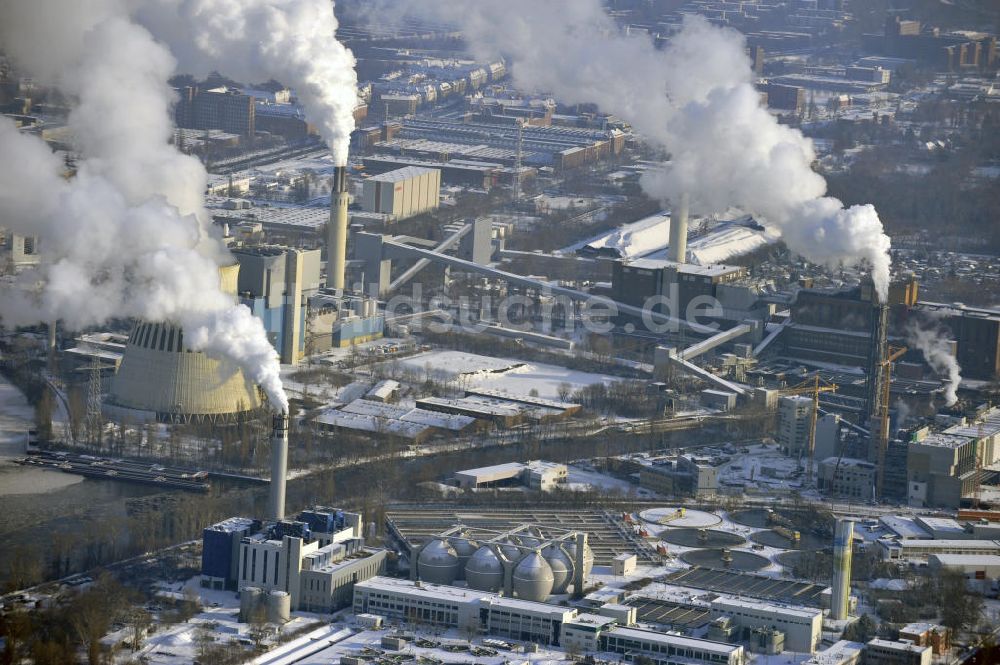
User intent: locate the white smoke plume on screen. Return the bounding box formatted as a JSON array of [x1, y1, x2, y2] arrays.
[[134, 0, 358, 165], [905, 320, 962, 406], [358, 1, 892, 299], [0, 0, 288, 412]]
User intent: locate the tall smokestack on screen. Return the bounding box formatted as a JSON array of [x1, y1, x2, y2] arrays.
[[327, 166, 349, 291], [269, 413, 289, 521], [667, 192, 689, 264], [831, 519, 854, 620]]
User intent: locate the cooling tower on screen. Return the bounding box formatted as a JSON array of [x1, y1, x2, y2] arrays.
[[269, 413, 288, 521], [327, 166, 350, 291], [105, 264, 262, 423], [667, 192, 689, 263], [831, 519, 854, 620]]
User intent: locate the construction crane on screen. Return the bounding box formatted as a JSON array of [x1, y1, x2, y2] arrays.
[[779, 375, 838, 486], [873, 345, 907, 500]]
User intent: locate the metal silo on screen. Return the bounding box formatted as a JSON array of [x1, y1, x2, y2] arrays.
[[266, 590, 291, 624], [450, 536, 479, 581]]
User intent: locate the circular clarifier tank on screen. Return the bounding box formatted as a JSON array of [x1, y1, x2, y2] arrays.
[[680, 548, 770, 572], [750, 529, 828, 551], [639, 507, 721, 529], [661, 528, 746, 548]]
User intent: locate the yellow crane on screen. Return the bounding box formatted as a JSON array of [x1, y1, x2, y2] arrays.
[[780, 375, 838, 486], [873, 345, 907, 499]]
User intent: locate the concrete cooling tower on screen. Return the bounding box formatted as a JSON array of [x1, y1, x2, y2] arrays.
[[105, 264, 263, 423]]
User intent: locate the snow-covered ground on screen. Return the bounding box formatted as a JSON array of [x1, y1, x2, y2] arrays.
[[387, 350, 621, 400]]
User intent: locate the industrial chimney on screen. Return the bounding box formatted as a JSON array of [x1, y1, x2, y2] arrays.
[[327, 166, 350, 292], [667, 192, 689, 264], [831, 519, 854, 620], [269, 413, 289, 521]]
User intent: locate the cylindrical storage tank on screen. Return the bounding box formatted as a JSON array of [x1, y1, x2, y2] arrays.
[[417, 539, 461, 585], [512, 551, 554, 602], [266, 590, 291, 624], [565, 541, 595, 578], [450, 537, 479, 581], [239, 586, 263, 622], [542, 544, 574, 594], [465, 545, 504, 592]]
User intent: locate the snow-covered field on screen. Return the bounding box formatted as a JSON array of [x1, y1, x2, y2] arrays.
[[388, 350, 620, 399]]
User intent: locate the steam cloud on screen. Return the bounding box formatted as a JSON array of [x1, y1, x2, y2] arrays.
[[0, 0, 288, 412], [363, 1, 892, 299], [135, 0, 358, 165], [906, 321, 962, 406]]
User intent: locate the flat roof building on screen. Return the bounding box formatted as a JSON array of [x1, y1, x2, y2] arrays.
[[711, 597, 823, 653]]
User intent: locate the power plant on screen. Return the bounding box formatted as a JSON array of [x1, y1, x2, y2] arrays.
[[103, 264, 264, 424], [831, 519, 854, 621]]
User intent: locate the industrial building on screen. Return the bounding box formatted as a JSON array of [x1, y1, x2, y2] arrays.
[[213, 508, 388, 614], [104, 264, 264, 423], [877, 538, 1000, 561], [638, 455, 723, 497], [361, 166, 441, 221], [818, 457, 877, 501], [313, 399, 476, 443], [709, 597, 822, 653], [352, 577, 744, 664], [452, 461, 568, 491], [231, 245, 322, 364], [407, 525, 592, 601]]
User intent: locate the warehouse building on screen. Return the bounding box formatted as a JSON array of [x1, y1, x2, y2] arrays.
[[710, 597, 822, 653], [452, 460, 569, 491], [352, 577, 743, 664], [361, 166, 440, 221]]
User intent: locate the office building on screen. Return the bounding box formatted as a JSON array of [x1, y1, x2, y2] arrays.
[[897, 623, 951, 656], [779, 396, 813, 457]]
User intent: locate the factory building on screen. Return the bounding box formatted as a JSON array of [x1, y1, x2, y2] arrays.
[[778, 396, 812, 457], [105, 264, 264, 423], [361, 166, 441, 221], [228, 509, 387, 614], [308, 291, 385, 350], [928, 554, 1000, 584], [709, 597, 822, 653], [920, 302, 1000, 380], [231, 245, 322, 365], [804, 640, 863, 665], [352, 577, 744, 664]]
